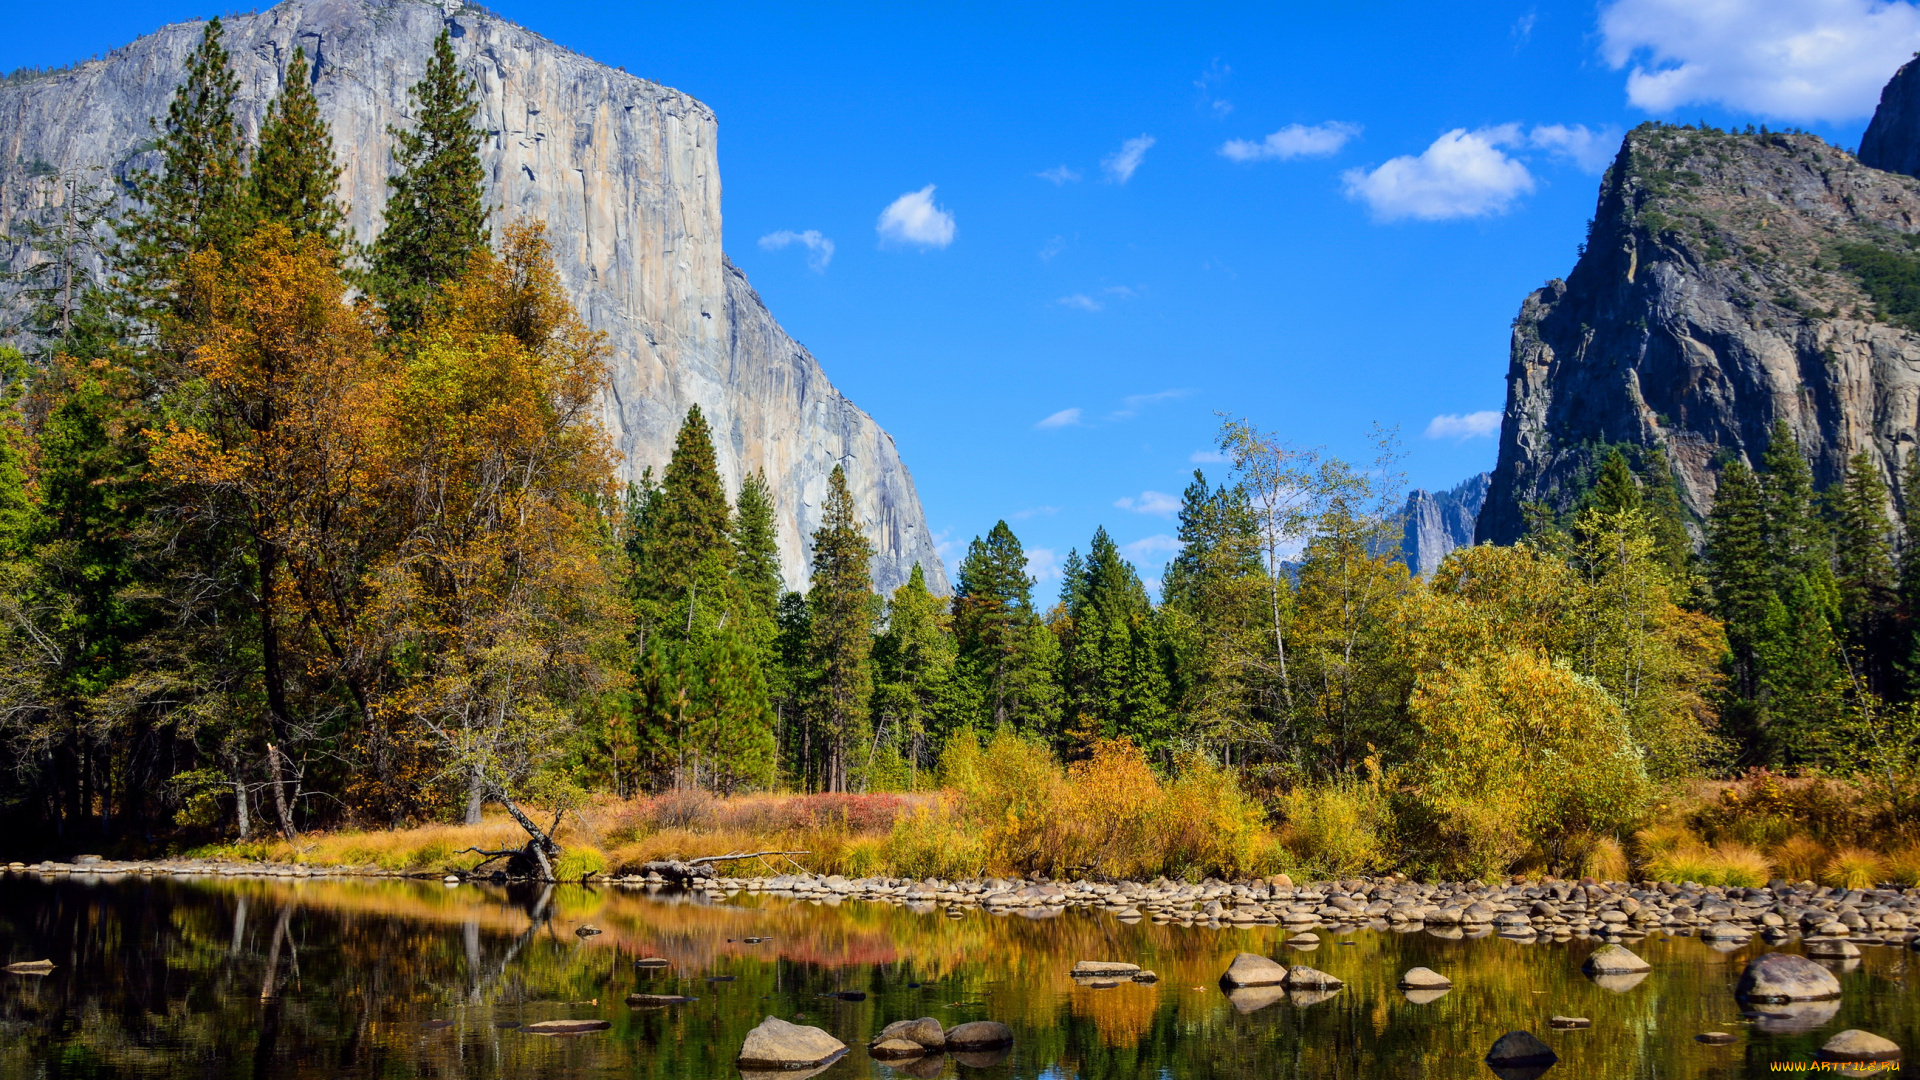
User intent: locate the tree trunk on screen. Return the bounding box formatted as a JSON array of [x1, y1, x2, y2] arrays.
[[233, 772, 251, 841], [464, 761, 485, 825], [266, 744, 296, 842]]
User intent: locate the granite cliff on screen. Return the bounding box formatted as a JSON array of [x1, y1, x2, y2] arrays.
[[1477, 118, 1920, 544], [0, 0, 946, 595], [1400, 473, 1488, 577]]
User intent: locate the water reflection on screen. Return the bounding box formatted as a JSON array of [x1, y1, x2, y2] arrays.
[[0, 873, 1912, 1078]]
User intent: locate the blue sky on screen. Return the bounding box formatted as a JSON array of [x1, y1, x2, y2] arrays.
[[7, 0, 1918, 590]]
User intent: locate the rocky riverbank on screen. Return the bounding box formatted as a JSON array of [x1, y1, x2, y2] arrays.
[[13, 858, 1918, 953]]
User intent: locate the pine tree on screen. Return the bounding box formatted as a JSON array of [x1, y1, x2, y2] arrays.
[[1639, 449, 1695, 583], [1057, 527, 1172, 753], [733, 469, 784, 620], [872, 563, 956, 788], [251, 47, 347, 253], [1831, 450, 1897, 694], [953, 521, 1057, 733], [1753, 422, 1845, 760], [118, 17, 252, 323], [1161, 470, 1265, 751], [631, 405, 736, 645], [1901, 450, 1920, 699], [368, 29, 486, 328], [1705, 457, 1770, 753], [1591, 448, 1643, 515], [806, 465, 875, 792]]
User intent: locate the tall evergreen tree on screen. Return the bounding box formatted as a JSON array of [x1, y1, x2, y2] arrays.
[[368, 29, 486, 328], [733, 470, 784, 621], [630, 405, 735, 647], [872, 563, 956, 788], [1705, 457, 1773, 756], [953, 521, 1058, 734], [1591, 448, 1643, 515], [1901, 450, 1920, 699], [806, 465, 875, 792], [1056, 527, 1173, 754], [251, 47, 347, 252], [118, 17, 251, 323], [1831, 450, 1897, 694], [1639, 448, 1695, 584], [1162, 470, 1266, 752]]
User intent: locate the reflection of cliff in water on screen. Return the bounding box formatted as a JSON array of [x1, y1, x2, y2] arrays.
[[0, 874, 1911, 1079]]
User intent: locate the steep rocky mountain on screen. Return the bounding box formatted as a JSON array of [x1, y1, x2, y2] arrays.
[[1477, 117, 1920, 544], [1400, 473, 1488, 577], [1862, 55, 1920, 178], [0, 0, 946, 595]]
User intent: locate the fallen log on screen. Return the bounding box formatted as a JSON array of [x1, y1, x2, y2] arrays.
[[640, 851, 810, 883]]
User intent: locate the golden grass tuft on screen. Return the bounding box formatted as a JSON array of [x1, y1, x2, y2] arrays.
[[1704, 842, 1771, 888], [1821, 846, 1887, 890], [1883, 843, 1920, 886], [1581, 836, 1628, 882], [1769, 835, 1828, 884]]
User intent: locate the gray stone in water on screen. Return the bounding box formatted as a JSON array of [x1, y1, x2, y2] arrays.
[[5, 960, 54, 975], [737, 1016, 848, 1069], [1736, 953, 1843, 1002], [944, 1021, 1014, 1050], [521, 1019, 611, 1035], [1398, 967, 1451, 990], [871, 1017, 944, 1052], [1486, 1030, 1558, 1066], [1581, 943, 1650, 975], [1819, 1030, 1902, 1063], [1745, 999, 1843, 1035], [1283, 965, 1343, 990], [625, 994, 695, 1007], [1548, 1016, 1591, 1029], [1226, 985, 1288, 1014], [1219, 952, 1289, 988], [1696, 1032, 1739, 1045], [1131, 970, 1159, 983], [1806, 937, 1862, 960], [1072, 960, 1141, 977]]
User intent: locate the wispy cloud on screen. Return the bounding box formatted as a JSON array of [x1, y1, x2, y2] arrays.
[[877, 185, 956, 248], [1342, 126, 1535, 221], [1037, 165, 1082, 185], [1102, 134, 1156, 183], [1122, 534, 1182, 564], [1108, 388, 1190, 421], [1529, 123, 1620, 173], [1039, 235, 1067, 261], [757, 228, 835, 271], [1190, 449, 1229, 464], [1034, 407, 1084, 430], [1424, 410, 1503, 440], [1194, 59, 1233, 117], [1104, 285, 1139, 299], [1011, 505, 1058, 520], [1026, 547, 1062, 582], [1056, 294, 1103, 312], [1221, 121, 1361, 163], [1512, 8, 1538, 45], [1115, 491, 1182, 516]]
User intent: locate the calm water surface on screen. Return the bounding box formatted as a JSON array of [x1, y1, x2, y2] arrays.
[[0, 873, 1913, 1078]]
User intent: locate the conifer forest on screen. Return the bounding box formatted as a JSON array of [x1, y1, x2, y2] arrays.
[[5, 19, 1920, 884]]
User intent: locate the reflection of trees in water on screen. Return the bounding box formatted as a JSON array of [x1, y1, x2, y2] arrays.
[[0, 876, 1911, 1079]]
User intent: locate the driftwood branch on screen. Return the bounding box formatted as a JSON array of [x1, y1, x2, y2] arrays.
[[640, 850, 810, 884]]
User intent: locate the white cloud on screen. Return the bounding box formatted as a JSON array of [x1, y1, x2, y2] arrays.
[[1598, 0, 1920, 122], [1190, 449, 1229, 464], [1011, 505, 1058, 520], [1342, 126, 1535, 221], [1122, 534, 1182, 564], [1037, 165, 1082, 185], [1108, 388, 1189, 421], [1424, 410, 1504, 440], [1528, 124, 1621, 173], [1195, 59, 1233, 117], [1102, 135, 1156, 183], [1057, 294, 1103, 312], [1513, 9, 1538, 44], [1039, 235, 1067, 261], [1221, 121, 1362, 162], [1034, 407, 1084, 430], [1115, 491, 1182, 516], [1104, 285, 1140, 299], [876, 185, 956, 248], [1026, 547, 1062, 582], [757, 228, 835, 271]]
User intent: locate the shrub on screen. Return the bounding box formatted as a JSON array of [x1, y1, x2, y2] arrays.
[[1704, 842, 1771, 887], [551, 846, 608, 881], [881, 798, 986, 881], [1582, 836, 1628, 881], [1770, 835, 1828, 884], [1822, 846, 1886, 889], [1883, 843, 1920, 886], [1278, 779, 1395, 878], [1646, 845, 1717, 885], [650, 788, 718, 830]]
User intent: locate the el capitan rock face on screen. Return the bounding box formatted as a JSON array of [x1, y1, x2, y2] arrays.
[[0, 0, 946, 595], [1476, 120, 1920, 545]]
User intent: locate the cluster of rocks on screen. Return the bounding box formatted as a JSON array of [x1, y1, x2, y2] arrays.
[[734, 1015, 1011, 1080], [694, 871, 1920, 947]]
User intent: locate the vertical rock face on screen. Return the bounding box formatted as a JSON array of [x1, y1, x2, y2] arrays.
[[0, 0, 946, 595], [1861, 55, 1920, 179], [1400, 473, 1487, 577], [1477, 121, 1920, 545]]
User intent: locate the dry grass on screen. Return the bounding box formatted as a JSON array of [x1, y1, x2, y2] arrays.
[[1769, 835, 1828, 884], [1582, 837, 1628, 882], [193, 819, 553, 873], [1822, 846, 1887, 890]]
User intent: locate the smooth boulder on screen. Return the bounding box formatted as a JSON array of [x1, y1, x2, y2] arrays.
[[869, 1017, 944, 1057], [1283, 965, 1343, 990], [1486, 1030, 1558, 1066], [1398, 966, 1451, 990], [1581, 943, 1650, 976], [1819, 1030, 1902, 1063], [1736, 953, 1843, 1002], [4, 960, 54, 975], [943, 1020, 1014, 1050], [737, 1016, 849, 1069], [1219, 952, 1288, 988]]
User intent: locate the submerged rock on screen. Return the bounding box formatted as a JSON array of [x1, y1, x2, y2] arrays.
[[1581, 943, 1649, 975], [1486, 1030, 1558, 1066], [521, 1019, 611, 1035], [625, 993, 695, 1007], [1398, 967, 1450, 990], [869, 1017, 944, 1056], [1819, 1029, 1901, 1064], [1283, 965, 1343, 990], [1736, 953, 1843, 1002], [1696, 1032, 1739, 1045], [737, 1016, 848, 1069], [1548, 1016, 1591, 1029], [1072, 960, 1141, 977], [4, 960, 54, 975]]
